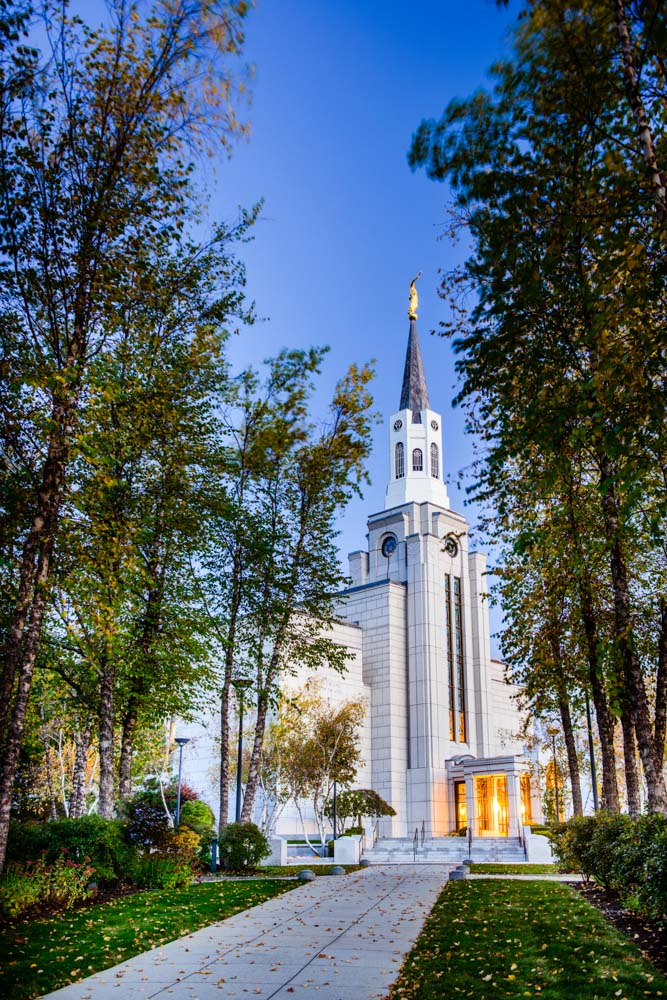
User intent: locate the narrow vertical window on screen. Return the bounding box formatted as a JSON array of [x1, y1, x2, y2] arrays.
[[412, 447, 423, 471], [454, 577, 467, 742], [430, 442, 439, 478], [445, 574, 455, 741], [395, 442, 404, 479]]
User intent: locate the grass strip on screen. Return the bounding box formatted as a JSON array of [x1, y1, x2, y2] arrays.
[[469, 863, 562, 875], [257, 863, 362, 876], [389, 879, 667, 999], [0, 879, 294, 1000]]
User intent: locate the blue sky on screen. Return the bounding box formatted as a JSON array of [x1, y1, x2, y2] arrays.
[[214, 1, 514, 576]]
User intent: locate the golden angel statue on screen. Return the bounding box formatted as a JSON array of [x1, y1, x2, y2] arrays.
[[408, 271, 422, 320]]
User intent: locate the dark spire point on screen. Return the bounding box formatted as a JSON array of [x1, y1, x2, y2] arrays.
[[399, 319, 430, 421]]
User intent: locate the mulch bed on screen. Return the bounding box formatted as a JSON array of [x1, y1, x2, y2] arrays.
[[574, 881, 667, 975]]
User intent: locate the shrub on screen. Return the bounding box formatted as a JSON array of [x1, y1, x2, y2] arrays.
[[217, 822, 270, 871], [551, 812, 667, 924], [5, 816, 135, 885], [131, 853, 193, 890], [166, 826, 202, 861], [0, 852, 94, 919], [550, 815, 599, 880], [179, 800, 215, 842], [635, 815, 667, 923], [123, 779, 201, 849]]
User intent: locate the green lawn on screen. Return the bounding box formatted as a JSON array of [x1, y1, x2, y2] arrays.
[[0, 879, 294, 1000], [389, 880, 667, 1000], [258, 863, 362, 876], [469, 863, 562, 875]]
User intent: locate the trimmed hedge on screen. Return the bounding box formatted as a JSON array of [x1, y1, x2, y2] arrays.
[[217, 822, 270, 871], [550, 812, 667, 924]]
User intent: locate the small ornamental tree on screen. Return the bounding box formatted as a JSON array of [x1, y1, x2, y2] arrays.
[[280, 682, 365, 852], [324, 789, 396, 834]]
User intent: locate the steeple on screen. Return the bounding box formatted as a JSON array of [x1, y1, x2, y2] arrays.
[[384, 277, 450, 511], [399, 319, 430, 422]]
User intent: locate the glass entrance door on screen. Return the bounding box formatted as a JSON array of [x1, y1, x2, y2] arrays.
[[454, 780, 467, 832], [474, 775, 509, 836]]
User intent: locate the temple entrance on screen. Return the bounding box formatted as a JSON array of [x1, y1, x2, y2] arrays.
[[474, 775, 509, 836], [520, 773, 533, 825], [454, 780, 467, 831]]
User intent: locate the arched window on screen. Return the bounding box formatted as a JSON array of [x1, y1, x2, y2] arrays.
[[412, 447, 423, 472], [395, 442, 404, 479], [430, 442, 439, 479]]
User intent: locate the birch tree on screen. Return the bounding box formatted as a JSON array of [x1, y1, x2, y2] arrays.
[[0, 0, 249, 870]]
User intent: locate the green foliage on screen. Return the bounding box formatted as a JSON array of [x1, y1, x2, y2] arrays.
[[469, 863, 560, 875], [131, 853, 193, 891], [0, 880, 294, 1000], [179, 800, 215, 843], [123, 780, 200, 848], [217, 822, 270, 871], [5, 817, 135, 886], [0, 853, 94, 920], [551, 813, 667, 922], [409, 0, 667, 812], [324, 788, 396, 831]]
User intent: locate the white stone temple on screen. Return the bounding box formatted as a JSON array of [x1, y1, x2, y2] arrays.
[[287, 312, 540, 843], [180, 301, 541, 850]]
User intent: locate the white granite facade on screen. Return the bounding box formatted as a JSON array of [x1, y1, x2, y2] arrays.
[[178, 316, 533, 840]]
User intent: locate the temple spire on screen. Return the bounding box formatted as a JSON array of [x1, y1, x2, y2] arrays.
[[399, 319, 430, 422]]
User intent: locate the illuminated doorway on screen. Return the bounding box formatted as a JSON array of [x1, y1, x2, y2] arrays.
[[520, 773, 533, 825], [475, 775, 509, 836], [454, 780, 467, 831]]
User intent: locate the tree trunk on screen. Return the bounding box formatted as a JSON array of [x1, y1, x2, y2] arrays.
[[654, 599, 667, 775], [98, 658, 116, 819], [70, 723, 91, 819], [613, 0, 667, 222], [558, 695, 583, 816], [241, 686, 270, 824], [118, 703, 138, 801], [0, 388, 79, 871], [219, 679, 232, 833], [598, 454, 667, 812], [621, 706, 642, 816], [566, 479, 620, 811], [576, 580, 620, 812]]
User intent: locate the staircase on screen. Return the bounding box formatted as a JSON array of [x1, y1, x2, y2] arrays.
[[363, 835, 526, 865]]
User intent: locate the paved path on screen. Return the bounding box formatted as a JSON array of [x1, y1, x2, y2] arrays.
[[43, 864, 453, 1000]]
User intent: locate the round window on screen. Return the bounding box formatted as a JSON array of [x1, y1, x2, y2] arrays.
[[393, 419, 403, 431], [444, 535, 458, 558], [381, 535, 398, 558]]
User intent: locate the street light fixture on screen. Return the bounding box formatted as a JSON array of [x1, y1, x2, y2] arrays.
[[546, 725, 560, 823], [174, 737, 190, 826], [232, 678, 253, 823]]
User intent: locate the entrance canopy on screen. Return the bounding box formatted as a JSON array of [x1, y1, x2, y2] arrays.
[[445, 753, 539, 838]]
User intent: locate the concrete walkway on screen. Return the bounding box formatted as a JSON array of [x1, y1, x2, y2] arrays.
[[43, 864, 453, 1000]]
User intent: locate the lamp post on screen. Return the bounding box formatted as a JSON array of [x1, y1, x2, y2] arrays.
[[232, 679, 252, 823], [333, 780, 337, 840], [585, 692, 599, 812], [174, 737, 190, 826], [546, 726, 560, 823]]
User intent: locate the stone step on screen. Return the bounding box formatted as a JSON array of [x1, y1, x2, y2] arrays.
[[363, 835, 526, 865]]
